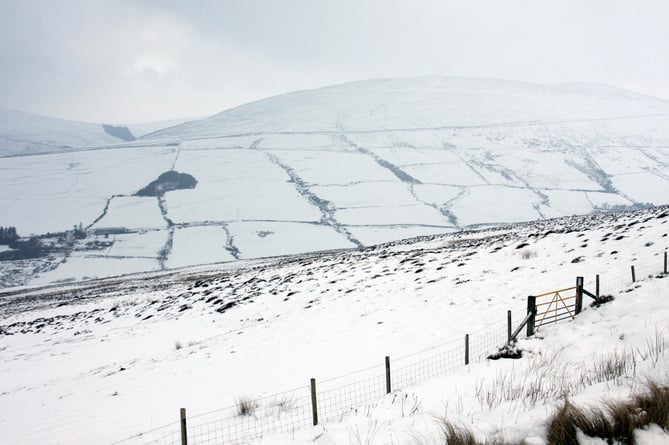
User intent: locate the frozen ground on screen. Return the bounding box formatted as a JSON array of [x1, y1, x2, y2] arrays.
[[1, 77, 669, 286], [0, 206, 667, 444]]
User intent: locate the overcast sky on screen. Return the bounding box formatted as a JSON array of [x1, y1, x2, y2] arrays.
[[1, 0, 668, 123]]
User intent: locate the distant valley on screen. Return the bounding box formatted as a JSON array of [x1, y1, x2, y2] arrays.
[[1, 77, 668, 287]]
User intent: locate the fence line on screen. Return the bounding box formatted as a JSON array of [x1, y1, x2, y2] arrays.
[[119, 250, 668, 445]]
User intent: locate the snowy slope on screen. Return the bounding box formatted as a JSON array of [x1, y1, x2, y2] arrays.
[[127, 117, 204, 139], [1, 77, 669, 287], [0, 107, 198, 156], [0, 206, 667, 444], [144, 77, 669, 137], [0, 107, 131, 156]]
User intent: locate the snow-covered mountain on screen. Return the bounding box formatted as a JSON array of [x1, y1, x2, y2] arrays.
[[0, 107, 130, 156], [127, 117, 203, 139], [1, 206, 668, 444], [1, 77, 669, 287], [0, 107, 199, 156], [144, 77, 669, 138]]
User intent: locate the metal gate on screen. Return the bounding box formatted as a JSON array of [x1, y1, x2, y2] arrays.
[[533, 286, 578, 328]]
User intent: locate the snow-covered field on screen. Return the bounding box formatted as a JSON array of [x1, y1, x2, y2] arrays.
[[0, 206, 667, 444], [0, 145, 176, 235], [1, 77, 669, 287]]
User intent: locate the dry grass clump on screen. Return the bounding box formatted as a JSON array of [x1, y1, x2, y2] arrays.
[[547, 401, 614, 445], [438, 421, 519, 445], [520, 249, 537, 260], [585, 349, 637, 385], [236, 397, 257, 416], [441, 422, 479, 445], [266, 395, 296, 418], [547, 381, 669, 444], [475, 349, 575, 411], [633, 381, 669, 429]]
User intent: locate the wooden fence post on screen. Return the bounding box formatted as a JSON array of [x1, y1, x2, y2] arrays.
[[310, 378, 318, 426], [180, 408, 188, 445], [385, 356, 391, 394], [464, 334, 469, 365], [575, 276, 583, 314], [631, 265, 636, 283], [507, 310, 512, 343], [595, 274, 600, 298], [526, 296, 536, 337], [664, 252, 667, 275]]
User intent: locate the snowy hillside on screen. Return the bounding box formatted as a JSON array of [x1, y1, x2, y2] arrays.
[[0, 107, 198, 156], [0, 107, 131, 156], [145, 77, 669, 137], [1, 77, 669, 287], [127, 117, 203, 139], [0, 206, 667, 444]]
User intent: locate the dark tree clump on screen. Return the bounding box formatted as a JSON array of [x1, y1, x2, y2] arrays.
[[102, 124, 136, 141], [0, 237, 45, 261], [135, 171, 198, 197], [0, 226, 18, 244]]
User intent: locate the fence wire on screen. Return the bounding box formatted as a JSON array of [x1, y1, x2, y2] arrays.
[[318, 373, 387, 423], [594, 254, 667, 299], [140, 388, 313, 445], [393, 343, 464, 391], [470, 319, 509, 362], [118, 251, 668, 445]]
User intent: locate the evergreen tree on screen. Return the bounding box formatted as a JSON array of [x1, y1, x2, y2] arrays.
[[0, 226, 18, 244]]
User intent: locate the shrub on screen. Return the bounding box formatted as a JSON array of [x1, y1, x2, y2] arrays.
[[520, 249, 537, 260], [487, 343, 523, 360], [236, 397, 256, 416]]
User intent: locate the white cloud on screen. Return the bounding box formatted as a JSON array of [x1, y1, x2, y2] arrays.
[[122, 15, 193, 79]]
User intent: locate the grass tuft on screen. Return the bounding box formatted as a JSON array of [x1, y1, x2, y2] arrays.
[[266, 395, 295, 418], [349, 419, 381, 445], [438, 421, 516, 445], [236, 397, 257, 416], [634, 381, 669, 429], [547, 380, 669, 444], [441, 422, 479, 445], [547, 400, 613, 445], [589, 350, 636, 384], [604, 399, 637, 443], [520, 249, 537, 260]]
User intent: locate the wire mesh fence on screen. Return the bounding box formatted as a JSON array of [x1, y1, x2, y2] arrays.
[[117, 250, 668, 445], [593, 252, 668, 299], [392, 342, 464, 392], [469, 319, 510, 361], [317, 372, 387, 423], [137, 386, 314, 445]]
